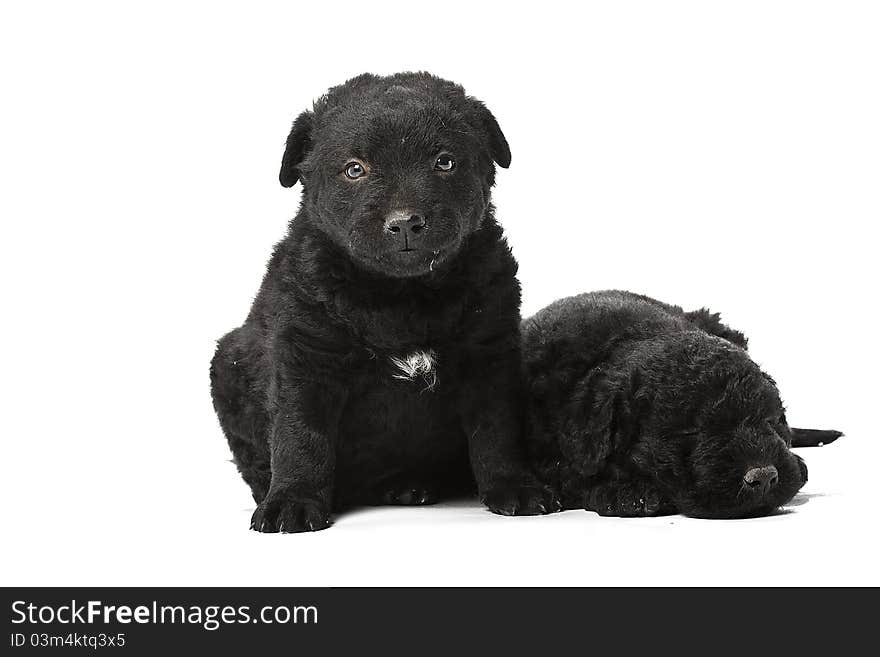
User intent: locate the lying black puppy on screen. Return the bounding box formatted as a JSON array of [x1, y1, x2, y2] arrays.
[[210, 72, 557, 532], [522, 290, 841, 518]]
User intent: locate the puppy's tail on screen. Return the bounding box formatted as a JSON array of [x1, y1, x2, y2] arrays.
[[790, 428, 844, 448]]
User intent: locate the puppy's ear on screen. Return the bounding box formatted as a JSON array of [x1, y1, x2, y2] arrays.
[[279, 110, 314, 188], [474, 102, 511, 169]]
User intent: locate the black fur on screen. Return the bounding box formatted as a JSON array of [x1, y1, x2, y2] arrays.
[[789, 428, 842, 447], [522, 290, 833, 519], [210, 72, 557, 533]]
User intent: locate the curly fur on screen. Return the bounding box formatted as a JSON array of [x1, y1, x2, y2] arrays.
[[210, 72, 557, 533], [522, 290, 814, 519]]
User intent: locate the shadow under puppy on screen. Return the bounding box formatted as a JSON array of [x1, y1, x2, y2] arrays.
[[522, 290, 841, 519], [211, 72, 558, 533]]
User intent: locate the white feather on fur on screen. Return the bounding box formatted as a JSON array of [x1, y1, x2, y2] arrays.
[[389, 350, 437, 390]]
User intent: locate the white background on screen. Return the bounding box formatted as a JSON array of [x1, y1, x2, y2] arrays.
[[2, 1, 878, 586]]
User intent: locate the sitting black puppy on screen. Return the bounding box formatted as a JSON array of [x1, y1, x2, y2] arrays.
[[522, 290, 840, 518], [210, 72, 558, 532]]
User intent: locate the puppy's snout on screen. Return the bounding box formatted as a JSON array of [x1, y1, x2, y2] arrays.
[[796, 455, 808, 483], [744, 465, 779, 494], [384, 210, 427, 246]]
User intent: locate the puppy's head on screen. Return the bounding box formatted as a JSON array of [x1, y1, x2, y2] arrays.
[[279, 72, 511, 278], [671, 369, 807, 519]]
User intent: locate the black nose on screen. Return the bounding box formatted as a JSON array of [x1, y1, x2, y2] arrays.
[[744, 466, 779, 494], [384, 210, 426, 242]]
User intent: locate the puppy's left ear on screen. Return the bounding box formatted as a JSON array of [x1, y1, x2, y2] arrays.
[[474, 102, 511, 168], [279, 110, 314, 188]]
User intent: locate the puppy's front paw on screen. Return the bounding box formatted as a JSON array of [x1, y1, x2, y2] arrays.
[[481, 482, 561, 516], [250, 494, 331, 533], [585, 483, 674, 517]]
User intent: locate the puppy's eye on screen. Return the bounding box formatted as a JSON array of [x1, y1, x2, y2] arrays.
[[344, 161, 366, 179], [435, 154, 455, 172]]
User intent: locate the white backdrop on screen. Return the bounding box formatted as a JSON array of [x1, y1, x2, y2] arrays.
[[2, 1, 877, 586]]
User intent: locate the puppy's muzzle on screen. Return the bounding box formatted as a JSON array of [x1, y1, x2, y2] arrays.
[[384, 209, 427, 251], [743, 465, 779, 495]]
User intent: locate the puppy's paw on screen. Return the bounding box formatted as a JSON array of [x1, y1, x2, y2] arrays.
[[585, 482, 674, 517], [250, 494, 331, 533], [380, 485, 438, 506], [481, 482, 562, 516]]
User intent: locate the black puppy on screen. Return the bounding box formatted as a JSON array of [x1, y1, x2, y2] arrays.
[[522, 290, 840, 518], [210, 72, 557, 532]]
